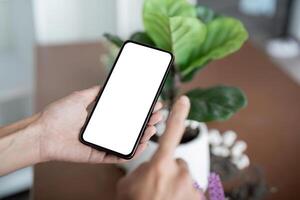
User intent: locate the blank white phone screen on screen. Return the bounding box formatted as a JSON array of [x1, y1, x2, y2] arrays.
[[82, 42, 172, 155]]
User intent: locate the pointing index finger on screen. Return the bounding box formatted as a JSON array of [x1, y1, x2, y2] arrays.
[[152, 96, 190, 161]]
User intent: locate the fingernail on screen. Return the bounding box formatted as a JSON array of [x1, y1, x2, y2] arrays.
[[158, 113, 163, 121], [152, 127, 157, 134], [158, 101, 163, 107]]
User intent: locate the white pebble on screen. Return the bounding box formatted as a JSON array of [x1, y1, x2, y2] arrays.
[[231, 154, 250, 169], [208, 129, 222, 146], [231, 140, 247, 157], [212, 146, 230, 157], [223, 130, 237, 147]]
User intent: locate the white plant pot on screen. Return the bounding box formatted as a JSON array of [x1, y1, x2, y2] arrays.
[[121, 120, 210, 190]]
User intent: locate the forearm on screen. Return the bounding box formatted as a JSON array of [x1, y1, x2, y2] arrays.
[[0, 113, 40, 138], [0, 122, 41, 175]]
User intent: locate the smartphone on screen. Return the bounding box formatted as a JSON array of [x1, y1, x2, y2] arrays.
[[80, 41, 173, 159]]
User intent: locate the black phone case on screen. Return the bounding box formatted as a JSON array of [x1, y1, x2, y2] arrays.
[[79, 40, 174, 159]]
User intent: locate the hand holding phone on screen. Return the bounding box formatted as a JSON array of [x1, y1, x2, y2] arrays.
[[33, 86, 162, 164], [80, 41, 173, 159]]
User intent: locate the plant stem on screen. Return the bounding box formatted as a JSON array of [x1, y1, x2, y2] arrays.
[[168, 64, 181, 108]]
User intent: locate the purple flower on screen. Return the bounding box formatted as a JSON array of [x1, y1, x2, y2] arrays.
[[208, 172, 225, 200]]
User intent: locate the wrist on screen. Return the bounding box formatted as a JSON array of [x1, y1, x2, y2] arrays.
[[0, 114, 42, 175], [22, 122, 42, 165], [27, 117, 44, 164]]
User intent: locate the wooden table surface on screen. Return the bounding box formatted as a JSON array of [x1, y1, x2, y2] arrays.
[[34, 42, 300, 200]]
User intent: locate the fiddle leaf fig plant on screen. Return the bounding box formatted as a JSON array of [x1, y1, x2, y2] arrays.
[[104, 0, 248, 123]]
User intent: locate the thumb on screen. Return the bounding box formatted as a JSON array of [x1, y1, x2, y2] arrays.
[[78, 85, 101, 106]]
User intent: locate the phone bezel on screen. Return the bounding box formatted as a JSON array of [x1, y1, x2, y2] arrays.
[[79, 40, 174, 159]]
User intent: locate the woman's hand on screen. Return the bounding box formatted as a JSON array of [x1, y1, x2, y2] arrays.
[[116, 96, 206, 200], [0, 86, 162, 175], [35, 86, 162, 163]]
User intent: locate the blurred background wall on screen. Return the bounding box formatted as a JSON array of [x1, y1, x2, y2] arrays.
[[290, 0, 300, 41], [33, 0, 117, 45], [0, 0, 34, 126]]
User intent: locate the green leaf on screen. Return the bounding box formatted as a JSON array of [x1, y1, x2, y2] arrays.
[[103, 33, 124, 47], [144, 0, 197, 18], [196, 5, 218, 24], [181, 17, 248, 80], [186, 86, 247, 122], [143, 0, 206, 66], [129, 32, 156, 47]]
